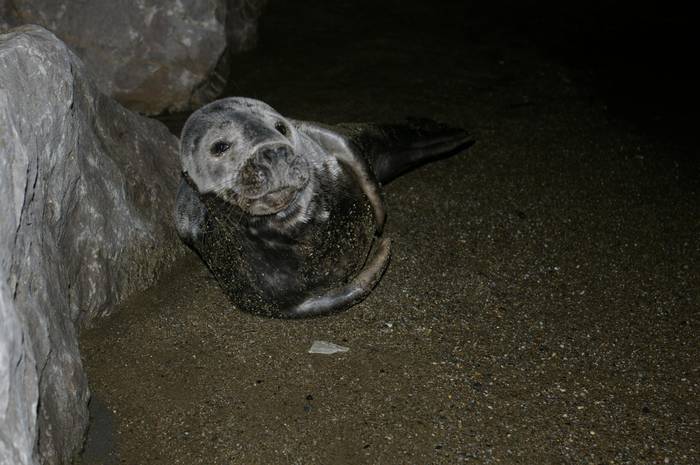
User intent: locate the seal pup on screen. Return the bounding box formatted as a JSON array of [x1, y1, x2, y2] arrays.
[[175, 97, 472, 318]]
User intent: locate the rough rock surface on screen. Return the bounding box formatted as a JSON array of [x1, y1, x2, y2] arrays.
[[0, 26, 182, 465], [1, 0, 264, 115], [226, 0, 267, 53]]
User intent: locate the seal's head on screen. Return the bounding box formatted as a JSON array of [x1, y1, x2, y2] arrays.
[[180, 97, 311, 216]]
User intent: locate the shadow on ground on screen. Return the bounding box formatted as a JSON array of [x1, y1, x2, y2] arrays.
[[79, 1, 698, 464]]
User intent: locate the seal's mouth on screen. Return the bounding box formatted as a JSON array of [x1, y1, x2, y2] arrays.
[[245, 185, 301, 216]]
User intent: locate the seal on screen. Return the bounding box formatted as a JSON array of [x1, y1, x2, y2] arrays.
[[175, 97, 473, 318]]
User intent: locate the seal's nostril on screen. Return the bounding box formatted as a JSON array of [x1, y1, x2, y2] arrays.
[[275, 146, 291, 158], [260, 148, 274, 164], [257, 145, 293, 165]]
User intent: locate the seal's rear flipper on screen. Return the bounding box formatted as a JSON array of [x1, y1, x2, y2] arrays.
[[283, 237, 391, 318], [341, 119, 475, 184]]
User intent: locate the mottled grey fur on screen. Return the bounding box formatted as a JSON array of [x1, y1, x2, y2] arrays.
[[175, 97, 471, 317]]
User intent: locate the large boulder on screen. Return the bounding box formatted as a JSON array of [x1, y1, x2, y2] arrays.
[[0, 25, 182, 465], [1, 0, 266, 115]]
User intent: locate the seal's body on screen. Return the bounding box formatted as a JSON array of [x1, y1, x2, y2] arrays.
[[175, 97, 472, 318]]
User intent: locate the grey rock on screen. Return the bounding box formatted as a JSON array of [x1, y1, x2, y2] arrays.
[[0, 25, 182, 465], [3, 0, 231, 114], [226, 0, 267, 53], [0, 282, 37, 465]]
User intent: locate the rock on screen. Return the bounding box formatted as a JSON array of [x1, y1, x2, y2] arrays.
[[2, 0, 264, 115], [226, 0, 267, 53], [0, 2, 11, 31], [0, 25, 182, 465], [0, 284, 37, 465]]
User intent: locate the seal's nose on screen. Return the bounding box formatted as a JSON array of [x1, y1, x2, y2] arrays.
[[238, 143, 310, 200], [254, 144, 309, 184], [239, 145, 294, 195], [256, 144, 294, 165]]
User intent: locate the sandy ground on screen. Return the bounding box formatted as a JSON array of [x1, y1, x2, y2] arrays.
[[78, 1, 698, 464]]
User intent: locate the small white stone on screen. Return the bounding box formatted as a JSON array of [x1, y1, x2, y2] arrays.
[[308, 340, 350, 354]]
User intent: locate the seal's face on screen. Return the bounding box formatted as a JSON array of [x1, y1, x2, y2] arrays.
[[180, 97, 311, 216]]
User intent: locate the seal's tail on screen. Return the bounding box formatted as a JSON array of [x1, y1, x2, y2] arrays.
[[341, 118, 475, 184]]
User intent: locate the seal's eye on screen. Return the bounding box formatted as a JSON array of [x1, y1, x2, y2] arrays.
[[274, 121, 289, 137], [210, 141, 230, 156]]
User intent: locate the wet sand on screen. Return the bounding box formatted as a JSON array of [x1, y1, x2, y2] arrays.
[[79, 1, 698, 464]]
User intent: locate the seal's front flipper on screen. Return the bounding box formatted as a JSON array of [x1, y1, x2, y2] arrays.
[[283, 237, 391, 318], [341, 119, 475, 184], [174, 176, 208, 248]]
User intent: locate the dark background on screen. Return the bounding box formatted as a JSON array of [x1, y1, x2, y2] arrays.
[[245, 0, 697, 158], [499, 0, 696, 155]]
